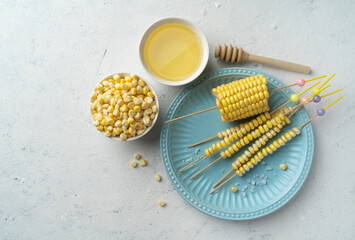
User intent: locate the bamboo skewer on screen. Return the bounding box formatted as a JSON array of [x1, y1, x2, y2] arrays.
[[179, 155, 206, 172], [188, 136, 218, 148], [270, 100, 291, 115], [190, 157, 223, 180], [213, 169, 233, 188], [165, 75, 327, 124], [209, 173, 237, 195], [165, 106, 218, 124]]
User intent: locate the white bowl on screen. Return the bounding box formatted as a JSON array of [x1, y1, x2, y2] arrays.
[[91, 73, 159, 141], [139, 18, 209, 86]]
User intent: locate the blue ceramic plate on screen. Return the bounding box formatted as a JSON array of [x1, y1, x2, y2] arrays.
[[160, 68, 314, 220]]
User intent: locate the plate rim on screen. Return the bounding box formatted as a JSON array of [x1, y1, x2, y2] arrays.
[[160, 67, 314, 220]]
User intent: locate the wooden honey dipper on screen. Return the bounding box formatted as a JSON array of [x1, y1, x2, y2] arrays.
[[215, 44, 311, 74]]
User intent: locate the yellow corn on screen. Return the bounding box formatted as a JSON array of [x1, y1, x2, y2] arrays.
[[235, 127, 301, 176]]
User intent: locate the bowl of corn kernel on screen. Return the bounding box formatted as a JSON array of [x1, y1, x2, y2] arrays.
[[90, 73, 159, 141]]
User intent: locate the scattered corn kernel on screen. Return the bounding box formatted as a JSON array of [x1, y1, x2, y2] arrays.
[[139, 159, 147, 166], [154, 174, 162, 182], [231, 186, 238, 192], [134, 153, 142, 160], [158, 200, 166, 207], [130, 161, 138, 168], [280, 163, 287, 170]]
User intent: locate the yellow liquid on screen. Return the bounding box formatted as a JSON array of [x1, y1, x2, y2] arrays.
[[144, 23, 202, 81]]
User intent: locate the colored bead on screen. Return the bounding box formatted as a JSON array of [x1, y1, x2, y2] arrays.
[[301, 97, 310, 105], [313, 95, 321, 103], [297, 78, 305, 86], [313, 87, 321, 95], [317, 108, 325, 116], [290, 94, 299, 102]]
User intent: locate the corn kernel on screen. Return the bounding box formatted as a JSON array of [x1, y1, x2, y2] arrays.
[[137, 79, 145, 86], [154, 174, 162, 181], [123, 95, 132, 103], [137, 85, 143, 94], [106, 118, 114, 125], [139, 159, 147, 166], [142, 86, 149, 95], [145, 97, 153, 104], [134, 154, 141, 160], [130, 161, 138, 168], [143, 116, 150, 126], [137, 129, 145, 136], [120, 133, 128, 141], [280, 163, 287, 170], [231, 186, 238, 192], [113, 74, 120, 81], [120, 104, 128, 112], [158, 200, 166, 207], [128, 110, 136, 118], [141, 101, 149, 109], [100, 119, 107, 125], [133, 105, 141, 112]]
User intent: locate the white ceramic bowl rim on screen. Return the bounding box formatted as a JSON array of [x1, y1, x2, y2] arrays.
[[90, 73, 159, 142], [139, 18, 209, 86]]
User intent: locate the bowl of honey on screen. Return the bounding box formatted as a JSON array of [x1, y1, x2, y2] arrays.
[[139, 18, 209, 86]]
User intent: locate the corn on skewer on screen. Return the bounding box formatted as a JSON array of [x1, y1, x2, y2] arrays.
[[231, 120, 289, 172], [187, 107, 292, 149], [181, 109, 292, 172], [189, 112, 291, 179], [210, 96, 343, 194], [213, 113, 292, 188], [204, 112, 273, 158], [166, 75, 327, 124], [181, 111, 275, 171], [209, 127, 301, 195], [214, 75, 270, 122]]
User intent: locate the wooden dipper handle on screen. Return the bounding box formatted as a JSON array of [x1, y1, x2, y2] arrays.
[[215, 44, 311, 74]]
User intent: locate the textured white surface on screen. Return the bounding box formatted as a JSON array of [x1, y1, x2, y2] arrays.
[[1, 1, 354, 239]]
